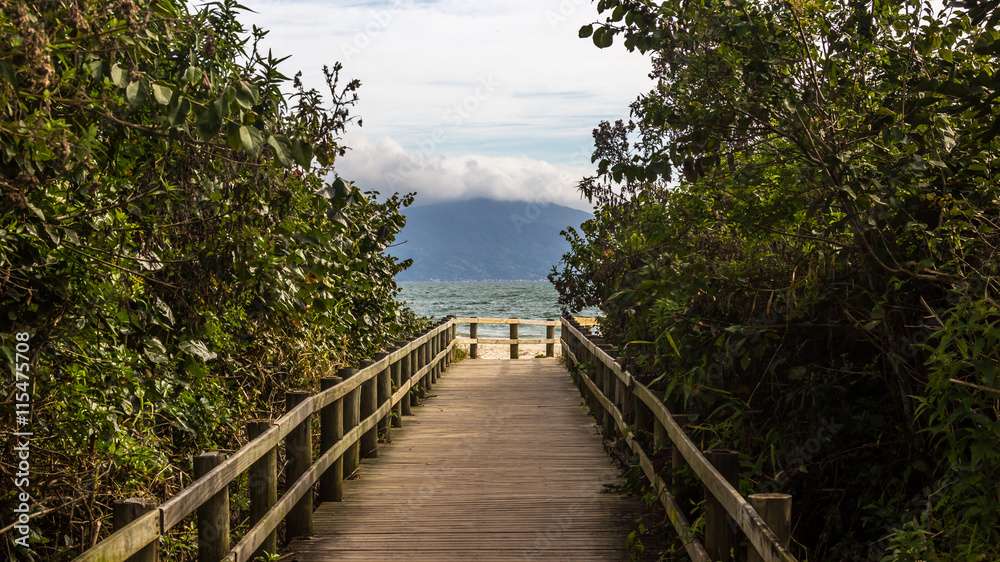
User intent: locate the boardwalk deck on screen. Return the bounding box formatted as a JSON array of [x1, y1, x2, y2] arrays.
[[288, 358, 642, 561]]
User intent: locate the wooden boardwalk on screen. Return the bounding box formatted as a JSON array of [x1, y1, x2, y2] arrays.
[[288, 358, 641, 561]]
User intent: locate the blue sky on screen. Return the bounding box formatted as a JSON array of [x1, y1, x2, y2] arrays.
[[238, 0, 653, 209]]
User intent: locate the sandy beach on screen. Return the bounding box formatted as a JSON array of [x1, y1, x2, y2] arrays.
[[454, 342, 562, 360]]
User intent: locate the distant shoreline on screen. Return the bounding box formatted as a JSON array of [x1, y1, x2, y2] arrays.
[[397, 279, 551, 283]]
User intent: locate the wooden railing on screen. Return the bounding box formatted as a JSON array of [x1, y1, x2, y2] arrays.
[[74, 318, 458, 562], [560, 315, 798, 562], [453, 317, 560, 359]]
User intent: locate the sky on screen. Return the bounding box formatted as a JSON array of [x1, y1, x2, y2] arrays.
[[237, 0, 654, 210]]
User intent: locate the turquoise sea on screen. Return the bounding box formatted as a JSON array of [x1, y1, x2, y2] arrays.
[[397, 281, 601, 338]]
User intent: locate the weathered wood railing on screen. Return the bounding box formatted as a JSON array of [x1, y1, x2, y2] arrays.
[[453, 317, 595, 359], [560, 315, 797, 562], [74, 317, 457, 562]]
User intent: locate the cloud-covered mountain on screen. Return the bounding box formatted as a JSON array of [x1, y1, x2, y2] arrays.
[[390, 199, 593, 281]]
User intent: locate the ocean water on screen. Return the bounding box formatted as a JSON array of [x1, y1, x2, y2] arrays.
[[397, 281, 601, 338]]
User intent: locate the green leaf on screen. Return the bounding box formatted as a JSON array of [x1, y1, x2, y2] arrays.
[[593, 27, 614, 48], [166, 96, 191, 126], [267, 134, 293, 167], [179, 340, 217, 362], [235, 80, 258, 108], [144, 338, 170, 364], [226, 123, 243, 151], [291, 137, 313, 169], [332, 177, 352, 201], [579, 24, 594, 38], [195, 95, 228, 141], [185, 66, 202, 85], [110, 64, 128, 88], [239, 125, 264, 159], [0, 61, 16, 85], [151, 83, 173, 105], [125, 79, 147, 107]]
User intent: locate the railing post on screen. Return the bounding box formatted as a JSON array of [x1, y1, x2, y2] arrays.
[[391, 342, 405, 427], [510, 321, 519, 359], [445, 317, 454, 368], [596, 342, 615, 438], [704, 449, 740, 562], [422, 336, 432, 391], [470, 317, 478, 359], [748, 493, 793, 562], [113, 498, 158, 562], [400, 346, 412, 417], [194, 452, 229, 562], [430, 325, 439, 384], [360, 359, 379, 458], [286, 390, 313, 540], [408, 344, 419, 409], [377, 351, 392, 442], [247, 420, 277, 560], [546, 319, 555, 357], [438, 324, 451, 376], [341, 367, 360, 480], [320, 376, 344, 503]]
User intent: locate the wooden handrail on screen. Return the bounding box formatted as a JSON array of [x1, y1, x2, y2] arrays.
[[74, 318, 458, 562], [560, 317, 797, 562]]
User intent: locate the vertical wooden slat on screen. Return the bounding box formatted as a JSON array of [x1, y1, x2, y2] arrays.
[[430, 327, 439, 384], [748, 494, 793, 562], [704, 449, 740, 562], [341, 367, 361, 480], [360, 359, 378, 458], [546, 320, 555, 357], [320, 377, 344, 503], [391, 343, 404, 427], [510, 322, 519, 359], [470, 318, 478, 359], [285, 391, 313, 540], [113, 499, 158, 562], [405, 347, 417, 411], [247, 420, 277, 560], [377, 351, 392, 441], [194, 452, 229, 562], [421, 338, 432, 391]]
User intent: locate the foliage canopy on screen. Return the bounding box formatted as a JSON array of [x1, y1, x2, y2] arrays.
[[1, 1, 420, 558], [555, 0, 1000, 558]]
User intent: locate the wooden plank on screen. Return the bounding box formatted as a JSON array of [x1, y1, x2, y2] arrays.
[[289, 359, 641, 561], [72, 510, 160, 562], [561, 319, 798, 562], [453, 318, 560, 326], [456, 338, 557, 345]]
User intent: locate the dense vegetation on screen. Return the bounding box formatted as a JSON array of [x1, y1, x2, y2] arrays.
[[1, 1, 420, 559], [552, 0, 1000, 558]]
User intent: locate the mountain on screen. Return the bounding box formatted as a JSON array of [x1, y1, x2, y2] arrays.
[[390, 199, 593, 281]]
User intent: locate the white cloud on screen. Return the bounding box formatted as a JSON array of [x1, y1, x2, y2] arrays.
[[238, 0, 653, 164], [335, 133, 596, 210]]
